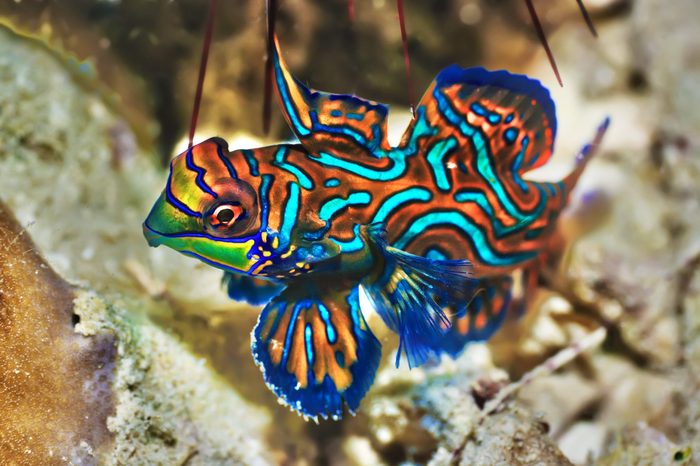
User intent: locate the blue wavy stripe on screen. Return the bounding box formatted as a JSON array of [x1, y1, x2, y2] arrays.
[[308, 107, 434, 181], [453, 184, 548, 237], [426, 137, 458, 191], [319, 192, 371, 222], [274, 58, 311, 137], [185, 149, 218, 199], [280, 182, 300, 245], [304, 324, 314, 365], [372, 187, 432, 224], [511, 136, 529, 192], [314, 151, 406, 181], [433, 88, 531, 223], [394, 210, 536, 266], [281, 301, 307, 367], [259, 175, 272, 231], [274, 147, 313, 189], [217, 144, 237, 179], [318, 303, 337, 344], [242, 150, 259, 177], [330, 224, 365, 253]]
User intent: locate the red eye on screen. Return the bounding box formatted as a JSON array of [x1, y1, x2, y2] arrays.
[[210, 204, 244, 227]]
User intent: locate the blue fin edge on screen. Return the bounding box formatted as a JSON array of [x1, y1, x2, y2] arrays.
[[435, 65, 557, 139], [251, 287, 381, 421]]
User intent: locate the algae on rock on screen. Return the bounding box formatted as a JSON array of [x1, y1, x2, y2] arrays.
[[0, 200, 272, 465], [74, 291, 272, 465], [0, 201, 114, 465]]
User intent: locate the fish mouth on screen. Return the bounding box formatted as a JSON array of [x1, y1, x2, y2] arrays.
[[141, 220, 257, 273], [142, 221, 164, 248]]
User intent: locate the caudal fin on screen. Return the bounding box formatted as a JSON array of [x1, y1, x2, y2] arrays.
[[562, 117, 611, 192]]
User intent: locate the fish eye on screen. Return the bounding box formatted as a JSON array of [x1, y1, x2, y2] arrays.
[[203, 200, 255, 238], [202, 180, 258, 238], [212, 204, 243, 226]]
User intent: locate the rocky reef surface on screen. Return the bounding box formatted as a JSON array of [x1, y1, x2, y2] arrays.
[[1, 0, 699, 464], [0, 203, 272, 465]]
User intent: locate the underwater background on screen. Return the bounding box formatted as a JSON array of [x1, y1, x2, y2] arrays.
[[1, 0, 699, 464]]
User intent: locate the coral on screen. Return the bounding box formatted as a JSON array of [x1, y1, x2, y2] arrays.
[[0, 201, 114, 464], [677, 261, 700, 463], [0, 200, 273, 464], [595, 424, 692, 466]]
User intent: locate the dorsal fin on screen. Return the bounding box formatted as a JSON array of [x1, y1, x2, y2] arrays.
[[403, 65, 557, 174], [272, 35, 391, 158]]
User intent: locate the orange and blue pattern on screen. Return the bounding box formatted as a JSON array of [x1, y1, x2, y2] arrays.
[[143, 35, 608, 420]]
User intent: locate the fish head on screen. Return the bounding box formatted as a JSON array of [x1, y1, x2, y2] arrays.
[[143, 138, 263, 275]]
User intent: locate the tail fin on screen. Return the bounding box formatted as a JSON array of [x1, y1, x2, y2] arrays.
[[562, 117, 611, 192]]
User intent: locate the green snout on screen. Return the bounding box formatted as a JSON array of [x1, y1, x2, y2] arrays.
[[143, 193, 257, 273]]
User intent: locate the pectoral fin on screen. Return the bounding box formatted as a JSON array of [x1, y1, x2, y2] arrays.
[[251, 283, 380, 420], [361, 224, 480, 368]]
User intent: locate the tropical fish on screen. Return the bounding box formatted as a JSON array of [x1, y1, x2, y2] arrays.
[[143, 35, 608, 420]]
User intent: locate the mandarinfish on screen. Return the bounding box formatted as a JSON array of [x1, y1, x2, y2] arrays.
[[143, 35, 608, 421]]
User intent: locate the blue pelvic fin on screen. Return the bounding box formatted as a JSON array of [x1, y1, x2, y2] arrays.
[[361, 224, 480, 368], [251, 283, 381, 420], [440, 276, 513, 357], [222, 273, 284, 306]]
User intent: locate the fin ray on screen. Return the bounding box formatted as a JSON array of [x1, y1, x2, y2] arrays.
[[361, 224, 480, 367], [252, 284, 380, 420], [272, 35, 391, 159]]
